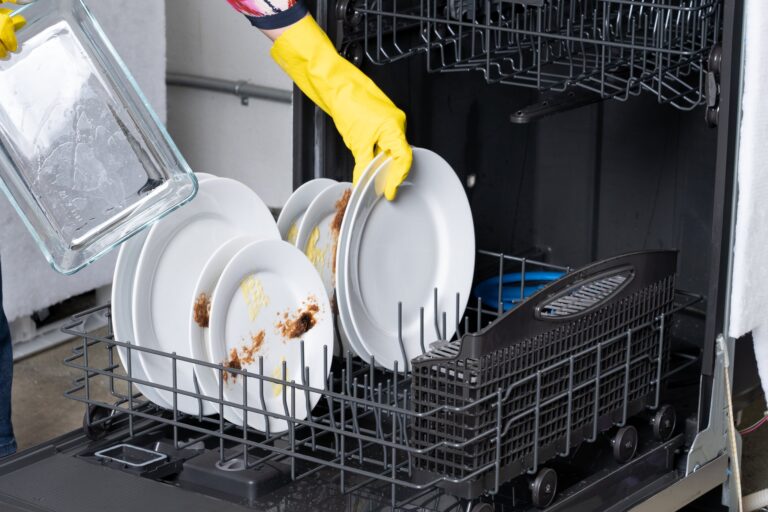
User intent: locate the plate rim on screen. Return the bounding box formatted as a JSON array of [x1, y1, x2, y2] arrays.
[[336, 155, 390, 362], [277, 178, 338, 242]]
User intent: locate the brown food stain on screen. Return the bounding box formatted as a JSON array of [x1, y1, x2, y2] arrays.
[[193, 293, 211, 328], [222, 348, 241, 384], [331, 188, 352, 273], [241, 331, 265, 366], [331, 188, 352, 234], [277, 299, 320, 340], [222, 330, 266, 384]]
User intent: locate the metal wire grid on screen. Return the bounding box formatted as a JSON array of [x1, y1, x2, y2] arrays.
[[410, 274, 699, 499], [352, 0, 722, 109], [61, 250, 565, 510]]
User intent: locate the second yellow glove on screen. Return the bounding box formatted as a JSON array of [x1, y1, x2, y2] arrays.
[[271, 15, 412, 201]]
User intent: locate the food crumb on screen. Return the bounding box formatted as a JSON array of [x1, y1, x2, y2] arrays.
[[222, 331, 266, 384], [193, 293, 211, 328], [241, 331, 265, 366], [277, 299, 320, 339], [222, 348, 242, 384]]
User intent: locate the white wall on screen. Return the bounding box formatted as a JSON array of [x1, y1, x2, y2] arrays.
[[165, 0, 294, 208], [1, 0, 167, 323]]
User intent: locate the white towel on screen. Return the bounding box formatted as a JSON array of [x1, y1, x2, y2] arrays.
[[728, 0, 768, 396]]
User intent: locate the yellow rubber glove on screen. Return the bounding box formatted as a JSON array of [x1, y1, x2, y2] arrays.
[[271, 15, 412, 201], [0, 0, 25, 59]]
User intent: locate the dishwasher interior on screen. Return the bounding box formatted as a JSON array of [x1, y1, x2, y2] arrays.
[[0, 0, 757, 511]]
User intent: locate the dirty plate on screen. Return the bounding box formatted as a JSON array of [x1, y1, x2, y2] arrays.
[[188, 234, 258, 423], [131, 178, 279, 415], [277, 178, 337, 245], [295, 182, 353, 300], [208, 239, 332, 433]]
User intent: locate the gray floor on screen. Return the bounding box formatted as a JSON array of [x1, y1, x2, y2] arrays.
[[8, 338, 768, 503], [11, 335, 118, 450]]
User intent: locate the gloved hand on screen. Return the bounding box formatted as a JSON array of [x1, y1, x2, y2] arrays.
[[270, 15, 412, 201], [0, 0, 25, 59]]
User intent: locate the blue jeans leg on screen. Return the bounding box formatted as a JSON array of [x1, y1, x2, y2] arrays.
[[0, 261, 16, 458]]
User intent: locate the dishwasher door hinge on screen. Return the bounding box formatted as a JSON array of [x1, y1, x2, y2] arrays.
[[706, 44, 723, 128]]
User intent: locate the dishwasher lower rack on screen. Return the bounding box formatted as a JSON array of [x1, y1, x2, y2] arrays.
[[60, 249, 697, 510], [340, 0, 722, 111]]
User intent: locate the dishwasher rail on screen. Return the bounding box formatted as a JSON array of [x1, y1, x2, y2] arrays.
[[60, 249, 701, 510]]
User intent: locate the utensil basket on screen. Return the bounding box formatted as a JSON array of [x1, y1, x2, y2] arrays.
[[411, 251, 677, 498], [342, 0, 722, 110]]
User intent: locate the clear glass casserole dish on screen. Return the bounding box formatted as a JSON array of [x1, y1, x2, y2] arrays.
[[0, 0, 197, 274]]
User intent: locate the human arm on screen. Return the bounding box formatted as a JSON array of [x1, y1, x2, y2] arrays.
[[225, 2, 412, 200]]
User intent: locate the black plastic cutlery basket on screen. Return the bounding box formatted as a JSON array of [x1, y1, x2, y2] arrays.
[[410, 251, 677, 499]]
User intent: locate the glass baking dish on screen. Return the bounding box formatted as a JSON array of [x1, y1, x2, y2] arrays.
[[0, 0, 197, 274]]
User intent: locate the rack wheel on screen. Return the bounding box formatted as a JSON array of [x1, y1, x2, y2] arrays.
[[467, 502, 493, 512], [83, 405, 113, 441], [611, 425, 638, 463], [650, 405, 676, 441], [341, 42, 364, 68], [530, 467, 557, 509], [335, 0, 362, 26]]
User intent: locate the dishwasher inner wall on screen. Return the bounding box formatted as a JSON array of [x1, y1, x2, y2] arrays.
[[323, 54, 719, 299]]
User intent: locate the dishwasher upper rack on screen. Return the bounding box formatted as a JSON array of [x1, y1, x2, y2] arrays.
[[342, 0, 722, 110], [61, 250, 568, 510]]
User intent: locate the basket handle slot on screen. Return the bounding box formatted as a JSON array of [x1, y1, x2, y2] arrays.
[[534, 265, 635, 321]]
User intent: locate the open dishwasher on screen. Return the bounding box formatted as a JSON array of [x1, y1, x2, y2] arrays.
[[0, 0, 758, 510]]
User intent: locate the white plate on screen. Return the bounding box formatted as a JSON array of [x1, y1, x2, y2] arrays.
[[131, 177, 280, 415], [295, 182, 353, 299], [208, 240, 333, 433], [111, 172, 216, 408], [277, 178, 337, 245], [189, 235, 257, 423], [112, 231, 171, 408], [334, 155, 387, 360], [337, 148, 475, 371]]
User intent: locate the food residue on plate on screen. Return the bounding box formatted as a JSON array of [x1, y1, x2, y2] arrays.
[[276, 298, 320, 340], [222, 330, 266, 384], [331, 188, 352, 272], [240, 275, 269, 321], [304, 226, 326, 273], [287, 222, 299, 245], [193, 292, 211, 328], [241, 331, 266, 365], [331, 188, 352, 235], [222, 348, 242, 384]]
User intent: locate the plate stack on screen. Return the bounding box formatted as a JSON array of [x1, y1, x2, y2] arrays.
[[281, 148, 476, 371], [112, 173, 332, 433], [111, 146, 475, 431]]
